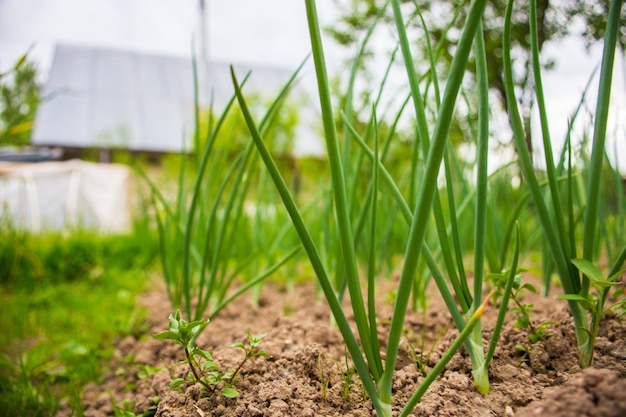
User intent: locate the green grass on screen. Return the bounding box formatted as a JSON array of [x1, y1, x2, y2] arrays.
[[0, 225, 157, 417]]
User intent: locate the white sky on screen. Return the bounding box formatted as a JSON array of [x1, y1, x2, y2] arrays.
[[0, 0, 624, 169], [0, 0, 341, 74]]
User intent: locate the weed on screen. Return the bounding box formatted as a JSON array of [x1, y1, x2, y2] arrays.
[[403, 324, 448, 377], [153, 311, 270, 399], [489, 270, 556, 343], [556, 258, 626, 364], [317, 353, 330, 403], [489, 270, 557, 362], [112, 396, 159, 417], [317, 348, 359, 402]]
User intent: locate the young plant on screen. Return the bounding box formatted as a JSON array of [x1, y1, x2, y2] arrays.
[[317, 348, 358, 402], [556, 258, 626, 364], [317, 353, 330, 403], [503, 0, 626, 367], [488, 269, 555, 362], [112, 396, 159, 417], [334, 347, 358, 400], [403, 324, 448, 377], [152, 311, 270, 399]]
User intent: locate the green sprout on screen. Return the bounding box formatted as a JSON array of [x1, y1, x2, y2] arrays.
[[153, 311, 270, 399], [488, 269, 556, 362], [556, 258, 626, 364]]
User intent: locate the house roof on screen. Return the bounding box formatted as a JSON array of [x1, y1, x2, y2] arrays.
[[32, 43, 294, 152]]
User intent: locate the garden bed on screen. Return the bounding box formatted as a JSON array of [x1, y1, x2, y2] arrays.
[[56, 276, 626, 417]]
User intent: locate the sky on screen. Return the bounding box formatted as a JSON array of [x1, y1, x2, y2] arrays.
[[0, 0, 624, 169], [0, 0, 341, 74]]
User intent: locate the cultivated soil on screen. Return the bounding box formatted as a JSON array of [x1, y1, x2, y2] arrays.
[[56, 274, 626, 417]]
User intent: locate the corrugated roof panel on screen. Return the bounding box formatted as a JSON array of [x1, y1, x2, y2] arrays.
[[93, 50, 137, 96], [90, 95, 138, 148], [33, 43, 294, 153], [139, 99, 191, 151], [48, 45, 93, 92], [34, 94, 92, 146]]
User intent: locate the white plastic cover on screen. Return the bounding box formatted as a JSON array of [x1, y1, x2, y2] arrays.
[[0, 160, 131, 233]]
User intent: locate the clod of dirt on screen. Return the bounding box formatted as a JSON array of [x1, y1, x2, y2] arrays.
[[515, 368, 626, 417]]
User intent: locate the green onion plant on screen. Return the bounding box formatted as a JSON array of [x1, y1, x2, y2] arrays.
[[503, 0, 626, 368], [229, 0, 529, 414], [138, 58, 302, 323]]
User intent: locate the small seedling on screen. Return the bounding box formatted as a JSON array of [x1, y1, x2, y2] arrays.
[[556, 258, 626, 364], [488, 269, 555, 362], [153, 311, 271, 399], [317, 348, 359, 401], [403, 324, 447, 377], [317, 353, 330, 402], [336, 346, 357, 400], [112, 396, 159, 417]]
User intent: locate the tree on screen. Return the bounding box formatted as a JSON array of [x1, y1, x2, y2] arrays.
[[0, 51, 41, 146], [326, 0, 625, 155]]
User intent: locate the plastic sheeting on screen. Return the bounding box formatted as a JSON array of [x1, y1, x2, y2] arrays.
[[0, 160, 131, 233]]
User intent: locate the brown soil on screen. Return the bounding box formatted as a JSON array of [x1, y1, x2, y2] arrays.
[[56, 275, 626, 417]]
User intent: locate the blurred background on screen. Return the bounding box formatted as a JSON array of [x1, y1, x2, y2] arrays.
[[0, 0, 624, 165]]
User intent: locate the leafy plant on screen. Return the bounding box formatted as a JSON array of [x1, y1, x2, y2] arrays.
[[0, 48, 40, 146], [489, 269, 555, 362], [153, 311, 270, 399], [112, 396, 159, 417], [556, 258, 626, 363]]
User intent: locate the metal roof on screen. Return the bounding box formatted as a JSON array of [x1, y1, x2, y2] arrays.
[[32, 43, 294, 152]]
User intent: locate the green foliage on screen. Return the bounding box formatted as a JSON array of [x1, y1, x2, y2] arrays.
[[488, 269, 555, 361], [0, 222, 156, 416], [327, 0, 626, 109], [0, 223, 157, 291], [153, 311, 270, 398], [196, 92, 299, 157], [113, 396, 159, 417], [0, 50, 40, 146], [609, 281, 626, 318], [139, 58, 302, 325], [503, 0, 625, 368], [555, 256, 626, 362], [0, 351, 59, 417], [234, 0, 499, 412]]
